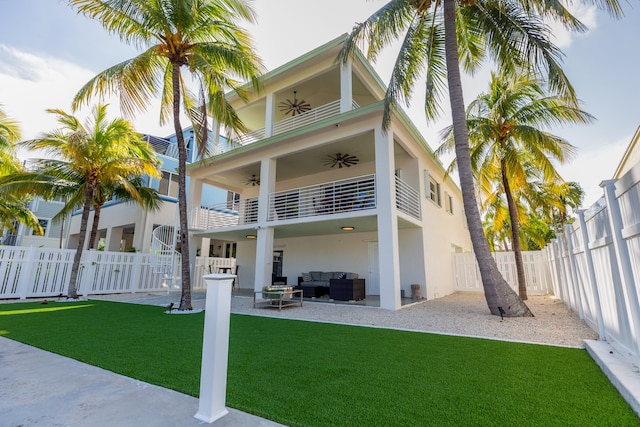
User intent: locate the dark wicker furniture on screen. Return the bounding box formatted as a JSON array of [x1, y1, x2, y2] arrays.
[[329, 278, 365, 301]]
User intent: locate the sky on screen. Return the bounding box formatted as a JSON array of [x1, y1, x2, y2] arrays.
[[0, 0, 639, 207]]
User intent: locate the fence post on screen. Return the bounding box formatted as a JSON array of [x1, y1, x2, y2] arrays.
[[17, 247, 38, 300], [577, 209, 606, 340], [557, 233, 574, 308], [565, 224, 585, 319], [602, 179, 640, 360], [130, 252, 143, 294]]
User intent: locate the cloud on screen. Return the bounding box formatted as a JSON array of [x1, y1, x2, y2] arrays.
[[548, 5, 598, 49], [0, 45, 172, 160]]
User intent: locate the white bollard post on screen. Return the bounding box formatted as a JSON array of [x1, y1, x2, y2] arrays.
[[194, 273, 236, 424]]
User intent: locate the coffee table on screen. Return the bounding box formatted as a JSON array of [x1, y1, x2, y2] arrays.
[[253, 288, 303, 310]]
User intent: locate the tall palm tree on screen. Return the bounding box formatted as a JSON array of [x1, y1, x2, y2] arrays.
[[18, 104, 160, 299], [0, 105, 43, 236], [69, 0, 263, 310], [438, 71, 592, 299], [339, 0, 620, 316]]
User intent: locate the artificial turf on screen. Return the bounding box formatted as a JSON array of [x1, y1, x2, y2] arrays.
[[0, 299, 638, 426]]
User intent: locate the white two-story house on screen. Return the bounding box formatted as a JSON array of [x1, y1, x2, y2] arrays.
[[185, 35, 472, 310]]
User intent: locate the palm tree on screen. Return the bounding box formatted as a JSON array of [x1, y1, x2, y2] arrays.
[[18, 104, 160, 299], [69, 0, 263, 310], [339, 0, 620, 316], [438, 71, 592, 299], [0, 105, 43, 236]]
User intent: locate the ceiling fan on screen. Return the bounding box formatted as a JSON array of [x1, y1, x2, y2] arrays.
[[324, 153, 359, 168], [246, 174, 260, 186], [279, 91, 311, 116]]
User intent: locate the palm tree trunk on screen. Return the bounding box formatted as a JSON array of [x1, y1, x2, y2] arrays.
[[173, 62, 192, 311], [88, 204, 102, 250], [67, 182, 95, 299], [501, 166, 528, 300], [443, 0, 532, 317]]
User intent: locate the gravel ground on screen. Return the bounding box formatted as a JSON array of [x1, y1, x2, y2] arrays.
[[90, 291, 598, 348]]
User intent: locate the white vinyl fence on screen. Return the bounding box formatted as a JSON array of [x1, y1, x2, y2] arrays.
[[453, 251, 553, 295], [0, 246, 235, 300], [545, 162, 640, 364]]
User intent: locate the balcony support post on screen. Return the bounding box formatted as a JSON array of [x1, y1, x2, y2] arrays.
[[265, 93, 276, 138], [374, 125, 401, 310], [340, 60, 353, 113]]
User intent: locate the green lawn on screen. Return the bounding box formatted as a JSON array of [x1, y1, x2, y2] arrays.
[[0, 299, 637, 426]]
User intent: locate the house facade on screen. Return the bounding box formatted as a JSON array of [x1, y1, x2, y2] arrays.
[[1, 196, 69, 248], [185, 35, 472, 310]]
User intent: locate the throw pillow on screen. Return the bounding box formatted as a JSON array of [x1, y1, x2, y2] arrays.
[[338, 273, 346, 279], [301, 272, 312, 282]]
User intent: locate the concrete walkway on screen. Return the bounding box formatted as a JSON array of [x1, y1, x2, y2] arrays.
[[0, 336, 282, 427]]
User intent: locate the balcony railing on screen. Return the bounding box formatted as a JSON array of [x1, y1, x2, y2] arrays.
[[395, 176, 421, 220], [226, 99, 360, 152], [189, 197, 258, 230], [189, 174, 421, 230], [268, 174, 376, 221]]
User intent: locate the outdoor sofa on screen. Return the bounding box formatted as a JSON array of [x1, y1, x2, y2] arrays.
[[296, 271, 364, 300]]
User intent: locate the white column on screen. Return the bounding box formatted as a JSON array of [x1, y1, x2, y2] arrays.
[[602, 179, 640, 358], [577, 209, 606, 340], [265, 93, 276, 138], [195, 273, 236, 424], [374, 125, 401, 310], [340, 60, 353, 113], [254, 158, 276, 291]]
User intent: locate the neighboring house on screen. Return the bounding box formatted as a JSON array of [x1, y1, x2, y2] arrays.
[[66, 131, 234, 256], [184, 35, 472, 310], [613, 122, 640, 179], [1, 196, 69, 248]]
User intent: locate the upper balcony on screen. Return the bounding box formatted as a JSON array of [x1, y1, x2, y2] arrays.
[[188, 174, 421, 231]]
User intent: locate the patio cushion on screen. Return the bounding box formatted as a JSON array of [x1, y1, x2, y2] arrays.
[[320, 272, 332, 281], [310, 271, 323, 281], [301, 272, 312, 282]]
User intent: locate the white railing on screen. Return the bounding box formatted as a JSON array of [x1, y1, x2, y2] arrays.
[[452, 251, 552, 295], [150, 224, 179, 276], [0, 246, 234, 299], [189, 197, 258, 230], [545, 160, 640, 366], [231, 128, 265, 147], [268, 175, 376, 221], [395, 176, 421, 220], [227, 99, 360, 150]]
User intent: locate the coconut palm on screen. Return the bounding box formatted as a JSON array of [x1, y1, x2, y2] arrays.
[[0, 106, 43, 236], [339, 0, 620, 316], [17, 104, 160, 299], [438, 71, 592, 299], [69, 0, 263, 310]]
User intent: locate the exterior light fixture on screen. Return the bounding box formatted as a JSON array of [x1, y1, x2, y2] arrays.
[[341, 226, 355, 231], [245, 234, 257, 239]]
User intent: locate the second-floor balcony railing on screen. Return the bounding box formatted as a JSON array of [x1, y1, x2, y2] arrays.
[[189, 173, 421, 230], [230, 99, 360, 149], [268, 175, 376, 221]]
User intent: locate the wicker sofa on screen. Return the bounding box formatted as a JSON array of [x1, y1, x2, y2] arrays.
[[297, 271, 360, 298]]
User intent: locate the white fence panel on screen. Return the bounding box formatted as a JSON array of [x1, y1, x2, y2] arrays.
[[545, 160, 640, 366], [0, 247, 234, 300], [453, 251, 552, 295]]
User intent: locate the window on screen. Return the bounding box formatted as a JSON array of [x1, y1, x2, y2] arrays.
[[32, 218, 49, 236], [425, 170, 441, 206], [445, 192, 453, 214], [159, 171, 179, 198]]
